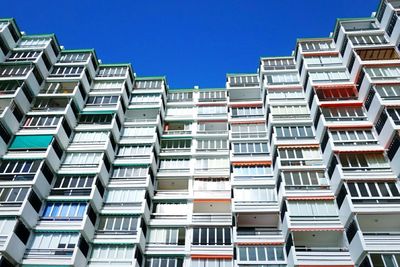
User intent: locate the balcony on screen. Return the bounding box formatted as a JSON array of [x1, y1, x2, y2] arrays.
[[339, 195, 400, 225], [22, 245, 87, 267], [234, 228, 284, 244], [192, 200, 232, 225], [347, 214, 400, 263], [93, 228, 146, 248], [35, 214, 95, 241], [287, 246, 353, 267]]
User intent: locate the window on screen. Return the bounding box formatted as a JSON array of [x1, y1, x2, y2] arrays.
[[0, 65, 32, 77], [231, 107, 264, 117], [59, 53, 90, 63], [196, 158, 229, 171], [375, 85, 400, 99], [271, 105, 309, 116], [122, 127, 155, 137], [309, 70, 349, 82], [63, 153, 102, 166], [104, 189, 145, 204], [31, 98, 69, 111], [97, 67, 127, 77], [315, 86, 357, 100], [288, 200, 338, 216], [304, 55, 342, 67], [27, 232, 79, 256], [234, 187, 276, 202], [161, 139, 191, 151], [283, 171, 328, 188], [40, 82, 77, 95], [199, 90, 226, 101], [168, 92, 193, 102], [330, 129, 377, 145], [369, 253, 400, 267], [72, 131, 108, 144], [112, 167, 148, 179], [51, 176, 94, 196], [265, 72, 299, 85], [192, 227, 231, 245], [6, 51, 41, 62], [78, 114, 114, 124], [0, 187, 29, 203], [275, 126, 314, 139], [159, 159, 190, 171], [263, 58, 296, 70], [90, 244, 134, 263], [98, 216, 138, 233], [232, 142, 269, 155], [86, 95, 119, 106], [192, 259, 233, 267], [322, 106, 366, 121], [0, 80, 20, 94], [92, 81, 124, 92], [17, 37, 51, 48], [365, 66, 400, 80], [50, 66, 84, 77], [279, 148, 322, 166], [300, 41, 334, 52], [193, 178, 230, 191], [228, 75, 259, 87], [131, 93, 161, 104], [0, 160, 41, 181], [238, 246, 285, 262], [268, 88, 304, 100], [349, 34, 388, 46], [198, 122, 227, 133], [198, 106, 227, 116], [231, 123, 267, 138], [339, 153, 390, 170], [197, 139, 228, 150], [117, 145, 152, 157], [148, 228, 185, 245], [154, 202, 188, 214], [145, 258, 183, 267], [347, 182, 400, 200], [42, 202, 87, 220], [233, 165, 272, 178], [387, 108, 400, 125], [135, 79, 163, 89], [167, 107, 194, 117]]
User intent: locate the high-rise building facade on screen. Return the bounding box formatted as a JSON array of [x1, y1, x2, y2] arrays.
[[1, 0, 400, 266]]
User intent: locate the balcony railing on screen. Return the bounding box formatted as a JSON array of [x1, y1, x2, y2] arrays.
[[192, 213, 232, 224], [24, 248, 75, 258]]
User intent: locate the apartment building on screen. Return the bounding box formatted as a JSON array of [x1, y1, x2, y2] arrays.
[[0, 0, 400, 266]]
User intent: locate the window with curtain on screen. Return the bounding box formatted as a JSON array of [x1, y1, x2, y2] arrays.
[[309, 70, 349, 82], [159, 159, 190, 171], [193, 178, 230, 191], [122, 127, 155, 137], [195, 158, 229, 171]]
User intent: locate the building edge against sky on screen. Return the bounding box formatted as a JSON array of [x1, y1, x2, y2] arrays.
[[1, 0, 400, 266]]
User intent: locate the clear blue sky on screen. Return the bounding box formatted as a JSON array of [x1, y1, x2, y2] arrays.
[[3, 0, 378, 88]]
